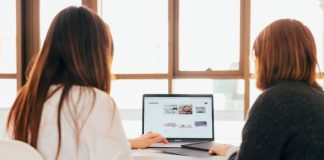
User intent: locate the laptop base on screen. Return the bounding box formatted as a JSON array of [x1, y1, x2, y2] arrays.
[[149, 142, 194, 148]]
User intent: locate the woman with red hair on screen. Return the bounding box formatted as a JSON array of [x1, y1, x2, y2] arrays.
[[209, 19, 324, 160]]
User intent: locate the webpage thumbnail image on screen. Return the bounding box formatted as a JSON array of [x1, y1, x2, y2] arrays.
[[162, 104, 208, 130], [195, 106, 206, 113], [163, 104, 207, 115], [164, 104, 194, 115], [163, 121, 207, 130]]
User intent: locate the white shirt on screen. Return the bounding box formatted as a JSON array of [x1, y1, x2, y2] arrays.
[[36, 85, 131, 160]]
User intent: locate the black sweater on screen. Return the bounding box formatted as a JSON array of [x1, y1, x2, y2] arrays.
[[233, 81, 324, 160]]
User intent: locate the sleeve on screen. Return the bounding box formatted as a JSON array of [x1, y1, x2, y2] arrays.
[[105, 99, 132, 160], [230, 94, 288, 160], [225, 146, 239, 160]]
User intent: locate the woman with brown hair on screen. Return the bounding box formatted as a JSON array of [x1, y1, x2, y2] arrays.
[[209, 19, 324, 159], [6, 6, 166, 160]]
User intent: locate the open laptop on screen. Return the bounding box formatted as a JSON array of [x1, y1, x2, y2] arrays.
[[142, 94, 214, 147]]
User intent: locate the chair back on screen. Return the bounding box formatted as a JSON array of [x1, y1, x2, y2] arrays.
[[0, 140, 44, 160]]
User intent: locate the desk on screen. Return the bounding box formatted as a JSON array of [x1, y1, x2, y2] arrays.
[[132, 149, 226, 160], [123, 121, 245, 160], [123, 120, 244, 146], [126, 121, 244, 160]]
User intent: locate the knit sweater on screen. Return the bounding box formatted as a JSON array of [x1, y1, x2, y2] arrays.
[[232, 81, 324, 160]]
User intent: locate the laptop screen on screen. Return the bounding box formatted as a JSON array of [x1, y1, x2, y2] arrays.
[[142, 94, 214, 141]]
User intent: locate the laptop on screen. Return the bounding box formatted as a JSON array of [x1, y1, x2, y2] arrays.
[[142, 94, 214, 148]]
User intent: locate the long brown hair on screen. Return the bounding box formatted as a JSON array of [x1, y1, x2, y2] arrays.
[[253, 19, 321, 90], [6, 6, 114, 158]]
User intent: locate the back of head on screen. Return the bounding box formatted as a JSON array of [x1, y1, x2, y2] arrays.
[[7, 6, 114, 154], [253, 19, 321, 90], [39, 6, 113, 91]]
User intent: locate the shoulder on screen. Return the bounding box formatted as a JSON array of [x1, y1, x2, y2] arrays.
[[70, 86, 120, 128], [262, 81, 323, 104], [65, 86, 118, 117], [266, 81, 322, 96], [250, 81, 324, 117], [70, 85, 115, 105]]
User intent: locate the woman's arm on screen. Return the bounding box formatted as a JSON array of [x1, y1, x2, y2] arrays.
[[209, 93, 288, 160]]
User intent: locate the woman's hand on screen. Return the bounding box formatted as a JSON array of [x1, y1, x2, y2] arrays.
[[129, 131, 168, 149], [208, 143, 233, 155]]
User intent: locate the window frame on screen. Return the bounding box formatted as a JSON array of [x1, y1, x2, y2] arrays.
[[97, 0, 251, 118], [18, 0, 251, 118], [16, 0, 324, 119], [0, 0, 23, 90]]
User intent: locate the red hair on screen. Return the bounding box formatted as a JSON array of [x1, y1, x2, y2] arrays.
[[253, 19, 321, 90]]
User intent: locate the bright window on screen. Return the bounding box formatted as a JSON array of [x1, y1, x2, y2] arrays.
[[0, 79, 16, 108], [174, 79, 244, 113], [179, 0, 240, 71], [0, 0, 16, 73], [100, 0, 244, 120], [3, 0, 324, 120], [0, 0, 17, 109], [101, 0, 168, 74], [111, 80, 168, 109]]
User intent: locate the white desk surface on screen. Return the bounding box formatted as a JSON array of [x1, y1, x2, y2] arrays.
[[0, 111, 244, 160], [132, 148, 226, 160], [127, 121, 244, 160], [123, 120, 244, 146]]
